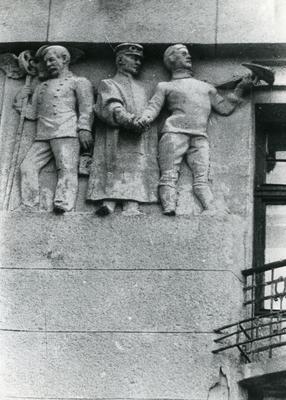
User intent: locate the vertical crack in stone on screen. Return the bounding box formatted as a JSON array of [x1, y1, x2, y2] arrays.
[[46, 0, 53, 41], [207, 367, 230, 400]]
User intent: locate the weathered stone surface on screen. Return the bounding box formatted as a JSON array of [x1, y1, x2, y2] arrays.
[[217, 0, 286, 44], [0, 331, 237, 399], [0, 57, 254, 216], [0, 269, 243, 332], [0, 0, 49, 42], [48, 0, 217, 43], [0, 212, 247, 273]]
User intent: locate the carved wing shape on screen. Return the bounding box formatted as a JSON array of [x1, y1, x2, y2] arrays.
[[0, 53, 25, 79]]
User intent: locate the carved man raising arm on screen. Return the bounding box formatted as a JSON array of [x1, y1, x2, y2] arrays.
[[16, 45, 94, 213], [139, 44, 252, 215]]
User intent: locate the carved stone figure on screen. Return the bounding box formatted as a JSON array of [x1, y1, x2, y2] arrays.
[[139, 44, 253, 215], [87, 43, 159, 216], [14, 45, 94, 213], [0, 50, 37, 210]]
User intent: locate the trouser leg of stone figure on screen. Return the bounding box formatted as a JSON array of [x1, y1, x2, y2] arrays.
[[186, 136, 214, 211], [159, 133, 189, 215], [20, 141, 54, 209], [50, 138, 80, 213]]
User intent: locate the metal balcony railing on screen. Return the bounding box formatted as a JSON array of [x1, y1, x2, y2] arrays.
[[213, 259, 286, 362]]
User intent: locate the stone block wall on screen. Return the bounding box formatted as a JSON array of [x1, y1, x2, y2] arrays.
[[0, 0, 286, 45], [0, 49, 255, 400], [1, 0, 278, 398]]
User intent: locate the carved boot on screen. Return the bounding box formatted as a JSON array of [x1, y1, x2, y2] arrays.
[[122, 201, 142, 216], [159, 185, 177, 216], [193, 185, 215, 214]]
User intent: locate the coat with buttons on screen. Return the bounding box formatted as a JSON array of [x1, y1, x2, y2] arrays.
[[24, 72, 94, 140], [87, 72, 159, 203]]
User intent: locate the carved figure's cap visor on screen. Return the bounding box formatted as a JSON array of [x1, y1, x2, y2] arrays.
[[114, 43, 144, 58], [35, 45, 64, 59]]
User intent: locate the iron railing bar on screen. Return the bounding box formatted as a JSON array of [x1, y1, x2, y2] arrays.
[[239, 323, 251, 339], [244, 277, 286, 291], [213, 311, 285, 332], [244, 293, 286, 305], [214, 318, 286, 342], [269, 268, 275, 357], [213, 330, 285, 353], [251, 339, 286, 355], [237, 344, 251, 363], [242, 259, 286, 277]]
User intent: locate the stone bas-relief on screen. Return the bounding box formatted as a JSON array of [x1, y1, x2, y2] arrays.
[[138, 44, 253, 216], [14, 45, 94, 213], [2, 43, 273, 216], [87, 43, 159, 216]]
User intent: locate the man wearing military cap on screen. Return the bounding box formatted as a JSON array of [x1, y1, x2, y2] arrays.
[[16, 45, 94, 213], [87, 43, 159, 216]]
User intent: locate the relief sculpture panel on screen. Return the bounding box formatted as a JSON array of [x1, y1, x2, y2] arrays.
[[87, 43, 159, 216], [0, 43, 274, 216]]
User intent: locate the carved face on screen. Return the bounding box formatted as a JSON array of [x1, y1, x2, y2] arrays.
[[172, 46, 192, 71], [43, 50, 66, 78], [118, 54, 142, 75]]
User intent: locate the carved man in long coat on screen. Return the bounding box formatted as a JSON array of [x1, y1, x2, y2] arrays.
[[87, 43, 159, 216]]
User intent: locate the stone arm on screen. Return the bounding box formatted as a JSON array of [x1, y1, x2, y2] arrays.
[[141, 83, 166, 123], [75, 77, 94, 132], [210, 75, 253, 116], [13, 84, 38, 120], [210, 87, 242, 116], [94, 80, 137, 130]]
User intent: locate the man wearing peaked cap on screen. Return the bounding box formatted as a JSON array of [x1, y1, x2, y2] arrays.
[[114, 43, 144, 57], [87, 43, 159, 216], [16, 45, 94, 213]]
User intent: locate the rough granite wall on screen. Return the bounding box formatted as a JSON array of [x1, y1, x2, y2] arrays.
[[0, 0, 286, 44], [0, 0, 270, 399], [0, 53, 254, 400]]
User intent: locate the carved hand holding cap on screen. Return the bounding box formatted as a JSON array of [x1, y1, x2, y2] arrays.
[[114, 43, 144, 58]]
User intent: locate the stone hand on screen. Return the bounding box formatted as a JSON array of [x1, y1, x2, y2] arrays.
[[136, 116, 151, 130], [236, 74, 254, 92], [132, 118, 148, 134], [79, 129, 93, 152], [21, 85, 33, 98]]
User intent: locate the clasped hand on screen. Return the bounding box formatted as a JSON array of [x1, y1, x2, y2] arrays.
[[131, 116, 151, 133]]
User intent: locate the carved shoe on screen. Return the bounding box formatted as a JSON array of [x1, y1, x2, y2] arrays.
[[162, 208, 176, 216], [53, 205, 66, 214], [95, 204, 113, 216]]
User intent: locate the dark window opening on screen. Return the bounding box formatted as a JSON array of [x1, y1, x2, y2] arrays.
[[254, 104, 286, 312]]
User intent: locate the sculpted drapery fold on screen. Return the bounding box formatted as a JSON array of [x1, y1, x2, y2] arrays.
[[87, 73, 159, 204]]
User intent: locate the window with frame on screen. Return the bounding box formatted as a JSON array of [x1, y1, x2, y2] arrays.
[[254, 103, 286, 311]]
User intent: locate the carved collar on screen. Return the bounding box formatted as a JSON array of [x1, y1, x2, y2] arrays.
[[48, 70, 73, 80], [171, 70, 193, 80]]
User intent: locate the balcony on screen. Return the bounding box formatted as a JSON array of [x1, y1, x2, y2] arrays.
[[213, 259, 286, 399]]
